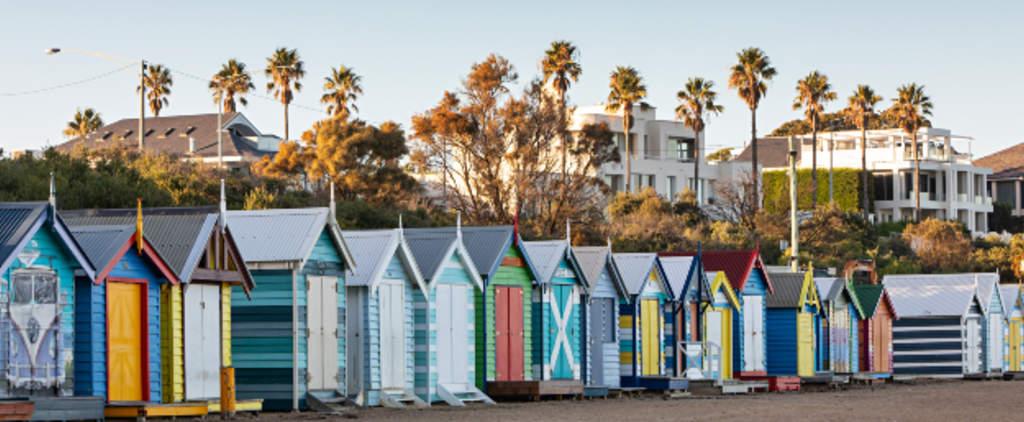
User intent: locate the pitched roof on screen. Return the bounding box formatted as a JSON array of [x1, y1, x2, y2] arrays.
[[814, 277, 843, 302], [850, 284, 886, 318], [733, 137, 799, 168], [1000, 285, 1021, 313], [613, 253, 661, 295], [521, 240, 571, 285], [658, 255, 700, 300], [663, 250, 772, 293], [0, 202, 95, 279], [975, 142, 1024, 180], [407, 226, 515, 280], [54, 112, 275, 161], [767, 272, 806, 308], [400, 229, 457, 283], [226, 208, 352, 265], [572, 246, 627, 298], [68, 224, 135, 271], [342, 229, 426, 294], [883, 274, 980, 318]]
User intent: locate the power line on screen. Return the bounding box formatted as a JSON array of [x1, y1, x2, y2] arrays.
[[0, 63, 136, 97]]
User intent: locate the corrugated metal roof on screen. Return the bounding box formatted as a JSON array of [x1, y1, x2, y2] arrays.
[[662, 250, 772, 293], [226, 208, 330, 263], [572, 246, 609, 290], [521, 240, 569, 284], [883, 274, 980, 318], [403, 228, 458, 282], [1000, 285, 1021, 313], [814, 277, 837, 302], [613, 253, 658, 295], [62, 208, 217, 282], [0, 203, 46, 273], [659, 255, 697, 300], [419, 226, 515, 280], [767, 272, 806, 308], [342, 229, 400, 286], [69, 225, 135, 271]]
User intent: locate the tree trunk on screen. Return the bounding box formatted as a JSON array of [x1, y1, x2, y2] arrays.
[[811, 113, 818, 209], [694, 128, 701, 204], [284, 102, 290, 141], [913, 131, 921, 222], [624, 107, 632, 193], [750, 108, 759, 214], [861, 123, 869, 220]]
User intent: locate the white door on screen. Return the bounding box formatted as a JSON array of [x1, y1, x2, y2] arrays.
[[308, 276, 339, 391], [743, 296, 764, 372], [184, 284, 221, 400], [989, 314, 1003, 371], [966, 317, 982, 373], [436, 284, 469, 386], [379, 282, 406, 389], [705, 310, 723, 379], [346, 287, 363, 396]]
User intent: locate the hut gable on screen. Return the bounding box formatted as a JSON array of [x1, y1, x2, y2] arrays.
[[69, 225, 178, 284], [884, 275, 980, 318], [668, 250, 774, 294], [1, 202, 95, 279], [613, 253, 669, 298], [659, 255, 708, 303], [404, 229, 483, 291], [342, 229, 426, 296], [705, 271, 740, 310], [226, 208, 354, 270], [572, 246, 628, 299], [767, 271, 820, 313]]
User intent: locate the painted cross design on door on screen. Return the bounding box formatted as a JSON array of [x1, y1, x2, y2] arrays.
[[548, 285, 578, 380]]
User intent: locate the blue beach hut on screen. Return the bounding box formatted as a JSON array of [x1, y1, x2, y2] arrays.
[[766, 269, 823, 377], [572, 244, 629, 394]]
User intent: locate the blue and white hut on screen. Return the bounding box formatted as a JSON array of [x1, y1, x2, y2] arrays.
[[657, 253, 709, 377], [572, 243, 629, 394], [813, 277, 863, 374], [613, 253, 681, 390]]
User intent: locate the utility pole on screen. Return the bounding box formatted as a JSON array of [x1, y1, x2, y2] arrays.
[[789, 136, 799, 272], [139, 60, 146, 151], [218, 99, 224, 172]]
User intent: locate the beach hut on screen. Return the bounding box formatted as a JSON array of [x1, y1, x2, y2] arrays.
[[884, 275, 985, 378], [766, 270, 823, 377], [403, 224, 493, 405], [974, 274, 1006, 376], [68, 209, 179, 403], [700, 271, 741, 380], [1000, 284, 1023, 372], [573, 244, 629, 394], [224, 206, 352, 411], [813, 277, 863, 374], [657, 254, 708, 377], [0, 201, 95, 399], [677, 250, 772, 378], [613, 253, 680, 389], [341, 229, 426, 407], [849, 283, 896, 376]]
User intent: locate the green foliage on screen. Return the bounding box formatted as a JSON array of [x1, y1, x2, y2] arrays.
[[762, 168, 870, 213], [243, 186, 277, 210], [706, 147, 733, 162], [901, 218, 972, 273], [989, 201, 1024, 233]]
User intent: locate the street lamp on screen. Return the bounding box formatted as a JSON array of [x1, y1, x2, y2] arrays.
[[47, 47, 147, 151]]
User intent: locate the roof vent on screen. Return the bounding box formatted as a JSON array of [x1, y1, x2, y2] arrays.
[[101, 131, 112, 140], [121, 129, 133, 140], [163, 127, 175, 137], [184, 126, 196, 135]]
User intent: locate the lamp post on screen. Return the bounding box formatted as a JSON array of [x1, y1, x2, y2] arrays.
[[46, 48, 147, 151]]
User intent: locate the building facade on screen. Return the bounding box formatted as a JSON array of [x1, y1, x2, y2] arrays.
[[975, 142, 1024, 218]]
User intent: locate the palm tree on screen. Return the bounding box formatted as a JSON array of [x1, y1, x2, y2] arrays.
[[728, 48, 777, 211], [209, 59, 254, 113], [793, 71, 837, 208], [541, 40, 582, 183], [265, 47, 305, 141], [890, 83, 933, 222], [675, 77, 724, 204], [846, 85, 883, 219], [63, 108, 103, 139], [606, 66, 647, 193], [137, 64, 172, 116], [321, 65, 363, 120]]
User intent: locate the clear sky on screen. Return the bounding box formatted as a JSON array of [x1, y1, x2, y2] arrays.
[[2, 0, 1021, 157]]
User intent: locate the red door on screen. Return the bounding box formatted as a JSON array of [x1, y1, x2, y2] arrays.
[[495, 286, 524, 381]]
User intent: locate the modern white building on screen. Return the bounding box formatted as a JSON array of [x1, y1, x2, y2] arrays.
[[570, 105, 745, 204], [733, 128, 993, 233]]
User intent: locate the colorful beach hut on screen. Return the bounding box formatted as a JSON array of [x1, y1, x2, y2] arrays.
[[341, 229, 426, 407], [973, 274, 1005, 376], [849, 283, 896, 376], [68, 212, 179, 403], [884, 275, 985, 378], [225, 207, 351, 411], [766, 270, 823, 377], [613, 253, 680, 389], [63, 204, 254, 408], [700, 271, 741, 380], [403, 225, 493, 405], [0, 202, 95, 399], [813, 277, 863, 374], [657, 254, 708, 377], [573, 244, 629, 393], [1000, 284, 1023, 372]]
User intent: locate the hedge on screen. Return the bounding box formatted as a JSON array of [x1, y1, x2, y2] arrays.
[[763, 168, 873, 213]]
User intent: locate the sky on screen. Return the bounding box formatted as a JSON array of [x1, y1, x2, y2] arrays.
[[2, 0, 1022, 158]]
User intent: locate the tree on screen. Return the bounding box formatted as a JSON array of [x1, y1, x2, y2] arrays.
[[321, 65, 363, 120], [902, 218, 971, 272], [845, 85, 883, 219], [728, 47, 777, 213], [793, 71, 836, 208], [797, 203, 875, 269], [890, 83, 933, 222], [138, 64, 172, 116], [210, 59, 254, 113], [265, 47, 305, 141], [606, 66, 647, 193], [63, 108, 103, 139], [541, 40, 582, 195], [706, 147, 733, 162], [675, 77, 724, 203]]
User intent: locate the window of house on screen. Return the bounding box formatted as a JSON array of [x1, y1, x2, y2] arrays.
[[996, 181, 1016, 206], [672, 137, 695, 161], [874, 173, 894, 201]]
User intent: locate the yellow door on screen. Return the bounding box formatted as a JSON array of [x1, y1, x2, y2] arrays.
[[797, 312, 814, 377], [1010, 320, 1022, 371], [641, 299, 661, 376], [721, 309, 733, 380], [109, 282, 145, 401]]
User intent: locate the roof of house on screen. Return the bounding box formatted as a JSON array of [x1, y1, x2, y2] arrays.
[[407, 226, 515, 280], [0, 202, 95, 279], [402, 228, 458, 283], [766, 272, 809, 308], [1000, 284, 1021, 312], [883, 275, 980, 318], [658, 255, 703, 301], [613, 253, 662, 296], [341, 229, 426, 294], [68, 224, 136, 271], [849, 283, 887, 318], [663, 250, 772, 293], [733, 137, 799, 168], [226, 208, 353, 266], [521, 240, 574, 285], [54, 112, 274, 161], [573, 246, 628, 298], [975, 142, 1024, 180]]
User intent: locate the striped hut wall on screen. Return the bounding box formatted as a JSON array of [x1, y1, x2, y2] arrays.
[[893, 316, 965, 377], [403, 265, 418, 395], [850, 302, 860, 373], [231, 269, 298, 411], [73, 277, 104, 397], [618, 301, 637, 379], [364, 281, 380, 405], [590, 267, 620, 388], [413, 283, 433, 401]]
